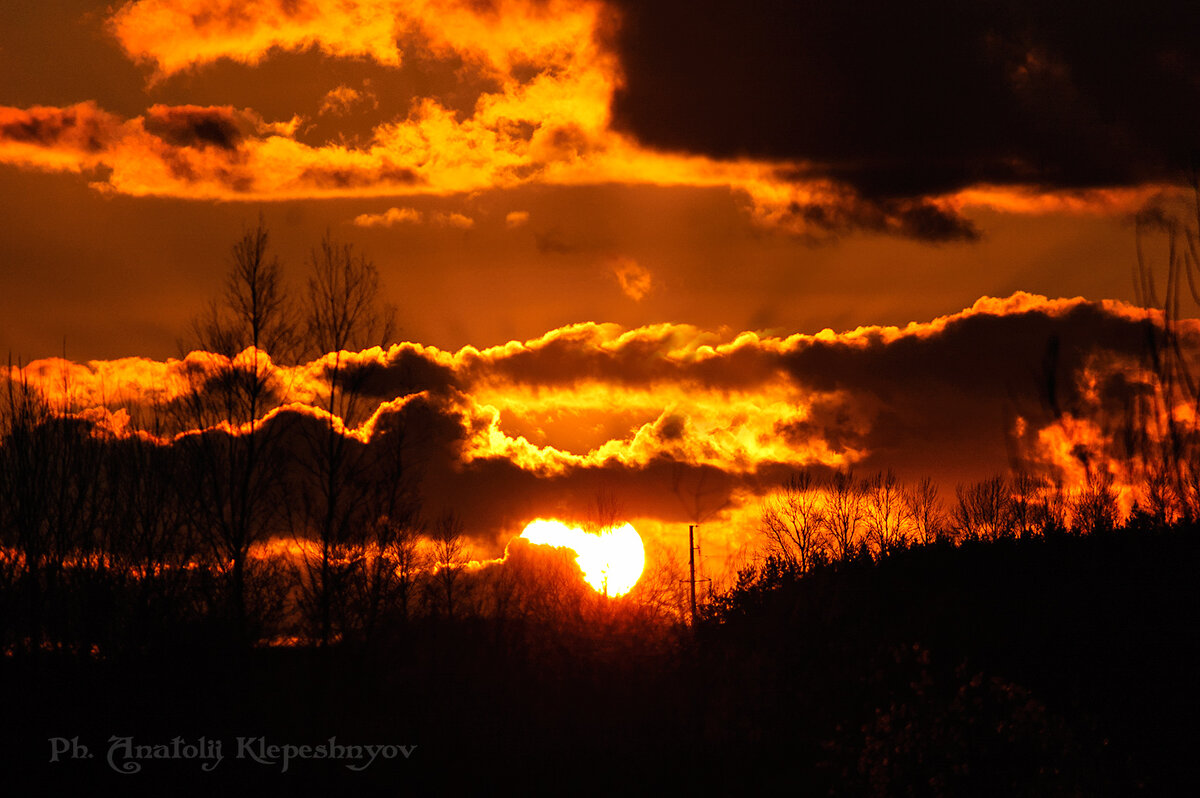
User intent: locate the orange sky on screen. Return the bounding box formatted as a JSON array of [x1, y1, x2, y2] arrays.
[[2, 0, 1190, 361], [2, 0, 1199, 571]]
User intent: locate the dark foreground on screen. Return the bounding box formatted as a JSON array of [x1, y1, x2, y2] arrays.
[[4, 526, 1198, 796]]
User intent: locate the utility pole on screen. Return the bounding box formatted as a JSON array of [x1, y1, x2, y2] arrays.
[[683, 524, 711, 626], [688, 524, 697, 625]]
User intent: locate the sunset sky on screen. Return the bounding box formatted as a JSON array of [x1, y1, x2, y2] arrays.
[[3, 0, 1199, 567]]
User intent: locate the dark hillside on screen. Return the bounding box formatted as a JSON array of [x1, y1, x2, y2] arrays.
[[4, 526, 1197, 795]]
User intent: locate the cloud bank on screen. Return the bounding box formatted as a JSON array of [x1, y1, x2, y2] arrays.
[[10, 294, 1187, 550], [0, 0, 1184, 239]]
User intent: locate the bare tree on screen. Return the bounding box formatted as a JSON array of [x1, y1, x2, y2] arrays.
[[431, 512, 468, 619], [1126, 181, 1200, 523], [578, 486, 626, 596], [584, 486, 622, 535], [0, 362, 109, 652], [954, 476, 1015, 541], [103, 413, 201, 651], [824, 469, 864, 561], [1041, 477, 1070, 535], [904, 475, 945, 545], [1008, 471, 1044, 539], [386, 520, 427, 623], [191, 217, 298, 363], [1140, 462, 1176, 526], [489, 537, 590, 628], [345, 414, 426, 643], [862, 469, 908, 558], [294, 232, 396, 646], [759, 471, 826, 573], [175, 218, 295, 646], [1071, 467, 1120, 534], [624, 537, 690, 625]]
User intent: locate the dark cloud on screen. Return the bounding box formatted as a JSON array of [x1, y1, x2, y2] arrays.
[[339, 298, 1179, 534], [778, 298, 1159, 478], [297, 164, 421, 189], [340, 347, 460, 399], [610, 0, 1200, 198], [781, 190, 980, 242], [21, 296, 1181, 547], [142, 105, 252, 150], [0, 102, 121, 151], [458, 325, 698, 388]]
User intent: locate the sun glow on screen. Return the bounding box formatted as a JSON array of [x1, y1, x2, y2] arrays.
[[519, 519, 645, 597]]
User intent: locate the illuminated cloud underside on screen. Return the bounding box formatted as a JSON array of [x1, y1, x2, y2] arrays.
[[9, 294, 1196, 547]]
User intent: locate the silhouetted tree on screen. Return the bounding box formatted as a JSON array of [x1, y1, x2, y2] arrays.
[[0, 364, 110, 653], [487, 538, 590, 628], [339, 407, 426, 642], [190, 217, 298, 363], [863, 469, 908, 557], [1140, 462, 1177, 526], [825, 469, 864, 561], [1041, 477, 1070, 536], [294, 231, 396, 646], [904, 475, 946, 545], [626, 536, 689, 625], [176, 218, 295, 646], [759, 471, 825, 572], [1130, 182, 1200, 522], [1009, 470, 1045, 539], [954, 476, 1014, 541], [1071, 467, 1120, 534], [103, 414, 202, 651], [582, 486, 625, 596], [584, 487, 622, 535], [431, 512, 468, 619]]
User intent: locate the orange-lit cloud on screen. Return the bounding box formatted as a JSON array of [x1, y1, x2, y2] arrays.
[[0, 102, 125, 170], [8, 293, 1191, 554], [319, 84, 377, 117], [353, 206, 474, 228], [353, 206, 424, 227], [109, 0, 407, 76], [435, 211, 474, 229], [0, 0, 1171, 238], [609, 257, 651, 301]]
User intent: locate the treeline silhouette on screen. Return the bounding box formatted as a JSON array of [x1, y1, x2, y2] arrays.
[[0, 222, 689, 792], [0, 221, 686, 663], [1, 219, 1197, 793], [691, 521, 1199, 795], [0, 364, 688, 658], [754, 465, 1125, 578]]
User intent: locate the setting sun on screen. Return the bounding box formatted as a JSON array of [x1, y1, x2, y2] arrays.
[[519, 519, 645, 596]]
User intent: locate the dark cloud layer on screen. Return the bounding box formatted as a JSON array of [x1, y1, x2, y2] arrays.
[[610, 0, 1200, 198], [315, 299, 1181, 542], [205, 298, 1191, 538], [14, 295, 1188, 552], [780, 299, 1158, 478]]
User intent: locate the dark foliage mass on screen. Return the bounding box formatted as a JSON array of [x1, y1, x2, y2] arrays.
[[697, 527, 1200, 795], [2, 525, 1196, 794]]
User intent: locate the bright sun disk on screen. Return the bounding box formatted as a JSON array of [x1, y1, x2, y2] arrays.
[[519, 518, 645, 597]]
